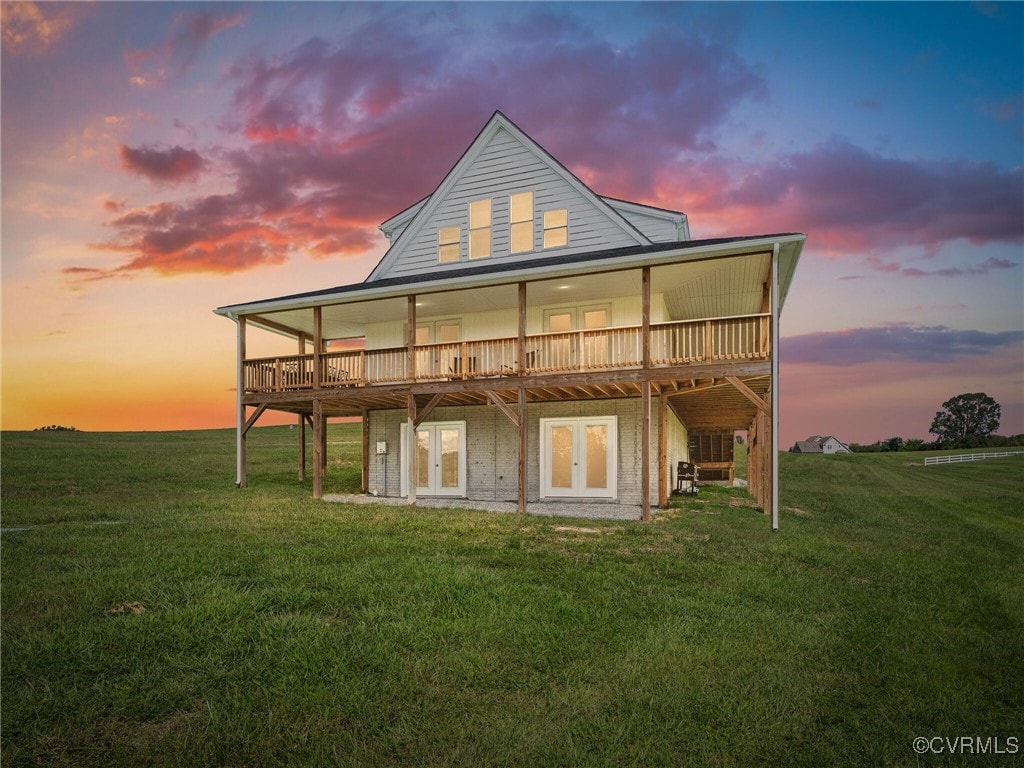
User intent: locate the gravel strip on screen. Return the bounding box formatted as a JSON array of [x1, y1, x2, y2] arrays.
[[322, 493, 646, 521]]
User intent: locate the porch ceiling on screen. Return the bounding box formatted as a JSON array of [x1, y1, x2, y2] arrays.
[[248, 252, 772, 342]]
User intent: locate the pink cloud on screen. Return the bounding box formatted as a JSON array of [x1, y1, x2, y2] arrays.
[[82, 9, 1022, 284], [119, 144, 206, 183], [1, 1, 81, 55]]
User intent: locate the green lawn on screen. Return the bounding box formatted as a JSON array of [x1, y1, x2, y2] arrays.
[[2, 426, 1021, 767]]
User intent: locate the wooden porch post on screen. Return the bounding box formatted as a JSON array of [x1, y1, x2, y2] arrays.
[[517, 283, 528, 514], [320, 412, 328, 476], [407, 394, 417, 506], [404, 295, 418, 504], [517, 282, 527, 374], [312, 399, 323, 499], [641, 267, 652, 521], [770, 243, 780, 531], [313, 307, 323, 390], [642, 383, 651, 522], [518, 386, 527, 514], [658, 393, 668, 507], [236, 316, 247, 488], [361, 407, 370, 494], [298, 415, 306, 482], [298, 332, 306, 481]]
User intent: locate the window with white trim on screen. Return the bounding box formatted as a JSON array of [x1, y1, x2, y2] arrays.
[[469, 198, 491, 259], [543, 208, 568, 248], [438, 226, 460, 263], [510, 192, 534, 254]]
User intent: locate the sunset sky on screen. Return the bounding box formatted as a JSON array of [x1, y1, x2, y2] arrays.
[[2, 1, 1022, 445]]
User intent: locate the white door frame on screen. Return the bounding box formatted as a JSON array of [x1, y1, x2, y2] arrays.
[[400, 421, 467, 497], [539, 416, 617, 499]]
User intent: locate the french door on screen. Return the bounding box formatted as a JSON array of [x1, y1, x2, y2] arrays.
[[400, 421, 466, 496], [540, 416, 617, 498]]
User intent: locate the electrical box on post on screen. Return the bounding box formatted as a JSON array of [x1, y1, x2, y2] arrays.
[[376, 441, 388, 455]]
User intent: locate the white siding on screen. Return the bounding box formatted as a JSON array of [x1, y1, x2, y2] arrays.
[[372, 126, 642, 281], [368, 397, 683, 505], [364, 294, 670, 350], [606, 203, 682, 243]]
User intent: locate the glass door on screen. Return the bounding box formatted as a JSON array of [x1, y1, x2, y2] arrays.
[[400, 421, 466, 496], [540, 417, 616, 498]]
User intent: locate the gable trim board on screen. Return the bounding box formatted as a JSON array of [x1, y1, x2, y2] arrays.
[[365, 111, 651, 282]]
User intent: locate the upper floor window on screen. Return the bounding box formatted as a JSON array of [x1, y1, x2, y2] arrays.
[[510, 192, 534, 254], [469, 198, 491, 259], [543, 208, 568, 248], [438, 226, 460, 263]]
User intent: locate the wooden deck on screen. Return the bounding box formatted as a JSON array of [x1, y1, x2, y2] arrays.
[[243, 314, 769, 394]]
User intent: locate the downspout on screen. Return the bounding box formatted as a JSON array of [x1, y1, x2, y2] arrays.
[[771, 243, 780, 531]]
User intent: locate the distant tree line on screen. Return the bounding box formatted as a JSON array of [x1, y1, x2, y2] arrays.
[[849, 434, 1024, 453], [850, 392, 1021, 452], [34, 425, 79, 432]]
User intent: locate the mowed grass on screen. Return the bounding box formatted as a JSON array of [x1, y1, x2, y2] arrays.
[[1, 425, 1021, 767]]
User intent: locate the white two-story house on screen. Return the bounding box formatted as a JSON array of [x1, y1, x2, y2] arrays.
[[215, 112, 805, 525]]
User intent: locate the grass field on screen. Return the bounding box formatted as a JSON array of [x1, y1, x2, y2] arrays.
[[2, 425, 1021, 767]]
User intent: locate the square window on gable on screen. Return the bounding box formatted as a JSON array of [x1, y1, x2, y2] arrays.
[[469, 198, 491, 259], [543, 209, 568, 248], [510, 191, 534, 254], [438, 227, 460, 263]]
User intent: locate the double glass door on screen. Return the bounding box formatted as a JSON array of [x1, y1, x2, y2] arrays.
[[540, 417, 617, 499], [400, 422, 466, 496]]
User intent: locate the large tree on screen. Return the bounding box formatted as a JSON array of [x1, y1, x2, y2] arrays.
[[929, 393, 1001, 445]]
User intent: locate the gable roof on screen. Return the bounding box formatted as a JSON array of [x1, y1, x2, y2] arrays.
[[365, 111, 652, 282]]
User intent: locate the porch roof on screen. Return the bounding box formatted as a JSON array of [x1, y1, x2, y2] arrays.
[[215, 233, 805, 322]]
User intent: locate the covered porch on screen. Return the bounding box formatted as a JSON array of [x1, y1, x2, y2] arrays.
[[221, 240, 788, 527]]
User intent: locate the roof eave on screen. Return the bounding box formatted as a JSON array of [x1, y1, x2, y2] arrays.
[[214, 233, 806, 318]]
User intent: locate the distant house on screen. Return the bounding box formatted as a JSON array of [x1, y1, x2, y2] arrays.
[[792, 435, 851, 454], [215, 111, 805, 524]]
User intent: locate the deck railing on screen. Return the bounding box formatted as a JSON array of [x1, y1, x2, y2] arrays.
[[243, 314, 770, 393]]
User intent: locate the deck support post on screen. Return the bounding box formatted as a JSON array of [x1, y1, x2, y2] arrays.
[[518, 386, 527, 514], [298, 333, 307, 482], [770, 243, 780, 531], [641, 267, 652, 521], [641, 383, 651, 522], [361, 408, 369, 493], [312, 399, 324, 499], [407, 394, 417, 506], [320, 412, 328, 476], [236, 316, 247, 488], [658, 393, 668, 507], [406, 297, 417, 506], [298, 414, 306, 482]]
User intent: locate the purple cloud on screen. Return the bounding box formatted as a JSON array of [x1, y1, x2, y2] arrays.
[[85, 11, 766, 280], [725, 138, 1024, 252], [125, 10, 245, 83], [119, 144, 206, 183], [782, 324, 1024, 366]]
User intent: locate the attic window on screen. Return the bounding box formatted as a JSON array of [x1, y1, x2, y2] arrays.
[[438, 227, 460, 263], [510, 192, 534, 254], [469, 198, 491, 259], [543, 209, 568, 248]]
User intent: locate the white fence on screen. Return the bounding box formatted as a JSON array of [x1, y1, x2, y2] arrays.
[[924, 451, 1024, 466]]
